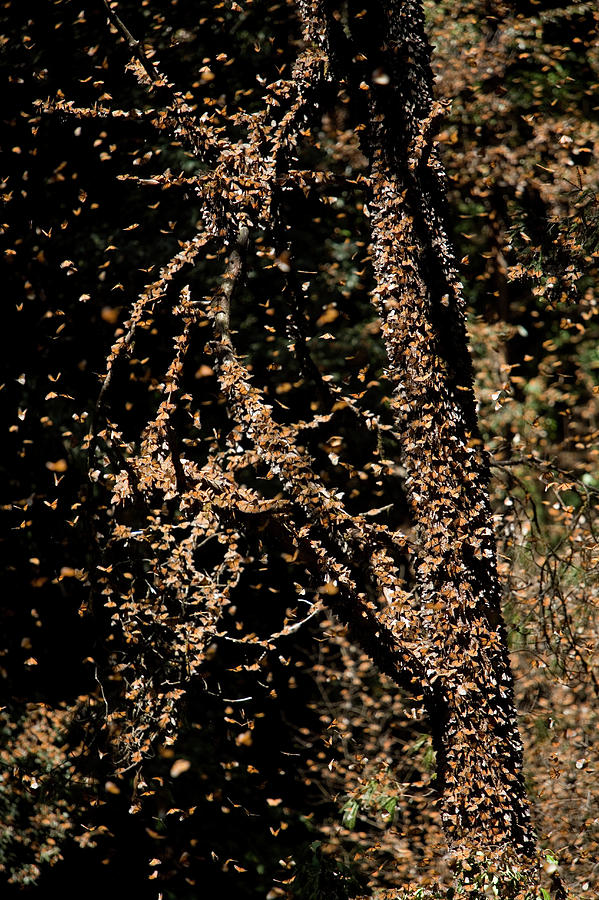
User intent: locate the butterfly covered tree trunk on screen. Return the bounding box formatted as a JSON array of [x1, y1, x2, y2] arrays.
[[296, 0, 540, 887]]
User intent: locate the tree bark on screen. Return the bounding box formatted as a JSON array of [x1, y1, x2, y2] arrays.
[[298, 0, 537, 867]]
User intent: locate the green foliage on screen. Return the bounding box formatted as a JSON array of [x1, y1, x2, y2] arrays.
[[292, 841, 364, 900], [0, 705, 79, 886], [341, 777, 399, 831]]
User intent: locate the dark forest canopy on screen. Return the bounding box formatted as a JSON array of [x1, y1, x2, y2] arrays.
[[1, 1, 599, 897]]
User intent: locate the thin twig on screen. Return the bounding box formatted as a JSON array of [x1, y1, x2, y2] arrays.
[[101, 0, 156, 84], [206, 606, 323, 650]]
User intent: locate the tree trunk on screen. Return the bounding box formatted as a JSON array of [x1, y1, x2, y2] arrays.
[[297, 0, 539, 876]]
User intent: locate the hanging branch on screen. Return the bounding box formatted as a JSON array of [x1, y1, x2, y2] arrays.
[[101, 0, 156, 84]]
